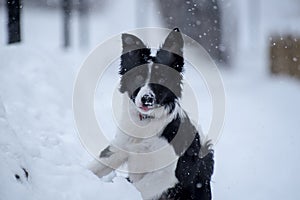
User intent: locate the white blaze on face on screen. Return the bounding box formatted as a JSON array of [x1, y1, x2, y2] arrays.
[[135, 63, 155, 112]]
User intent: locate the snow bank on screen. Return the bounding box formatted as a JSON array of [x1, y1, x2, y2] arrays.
[[0, 45, 141, 200]]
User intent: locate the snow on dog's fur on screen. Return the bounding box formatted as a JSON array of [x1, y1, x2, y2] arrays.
[[89, 28, 214, 200]]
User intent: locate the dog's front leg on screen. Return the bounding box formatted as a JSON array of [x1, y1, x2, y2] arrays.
[[89, 145, 128, 178], [133, 163, 178, 200]]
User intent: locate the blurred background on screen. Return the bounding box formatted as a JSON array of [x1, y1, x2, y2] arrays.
[[0, 0, 300, 200]]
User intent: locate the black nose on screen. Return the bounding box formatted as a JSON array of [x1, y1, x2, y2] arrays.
[[141, 94, 154, 106]]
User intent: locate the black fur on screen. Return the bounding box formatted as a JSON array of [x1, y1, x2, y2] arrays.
[[120, 29, 184, 110], [160, 114, 214, 200]]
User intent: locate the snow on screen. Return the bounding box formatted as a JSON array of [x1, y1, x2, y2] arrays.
[[1, 1, 300, 200], [0, 45, 141, 200]]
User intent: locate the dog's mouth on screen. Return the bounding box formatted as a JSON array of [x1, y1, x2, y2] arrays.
[[138, 104, 162, 112], [137, 105, 161, 121], [139, 106, 151, 112], [138, 106, 154, 120]]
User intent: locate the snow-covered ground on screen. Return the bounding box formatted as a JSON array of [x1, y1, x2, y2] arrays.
[[1, 1, 300, 199]]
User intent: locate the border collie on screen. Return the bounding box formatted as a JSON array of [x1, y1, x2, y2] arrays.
[[89, 28, 214, 200]]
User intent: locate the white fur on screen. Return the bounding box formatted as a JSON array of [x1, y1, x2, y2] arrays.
[[90, 93, 184, 199], [133, 162, 178, 200], [135, 63, 154, 111], [88, 145, 128, 178]]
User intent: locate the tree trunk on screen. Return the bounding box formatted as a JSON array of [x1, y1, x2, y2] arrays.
[[6, 0, 21, 44], [62, 0, 72, 48], [78, 0, 89, 48]]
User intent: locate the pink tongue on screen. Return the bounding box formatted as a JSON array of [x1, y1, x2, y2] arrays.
[[141, 106, 149, 111]]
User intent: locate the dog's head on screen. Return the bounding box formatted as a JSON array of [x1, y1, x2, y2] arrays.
[[119, 28, 184, 119]]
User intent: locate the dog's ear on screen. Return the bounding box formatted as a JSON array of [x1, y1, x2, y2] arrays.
[[122, 33, 147, 53], [120, 34, 150, 75], [160, 28, 183, 56], [156, 28, 184, 72]]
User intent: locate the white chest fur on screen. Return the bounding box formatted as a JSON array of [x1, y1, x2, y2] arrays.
[[121, 135, 179, 200], [112, 96, 179, 199]]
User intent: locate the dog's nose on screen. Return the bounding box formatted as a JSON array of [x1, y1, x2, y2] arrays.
[[141, 94, 154, 106]]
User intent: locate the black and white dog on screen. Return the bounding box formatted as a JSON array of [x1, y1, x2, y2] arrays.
[[89, 28, 214, 200]]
